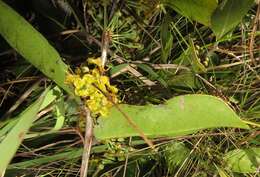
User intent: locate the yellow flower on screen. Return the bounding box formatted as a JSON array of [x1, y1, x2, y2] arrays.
[[73, 78, 84, 89], [88, 57, 102, 66], [82, 74, 95, 84], [108, 85, 118, 94], [99, 107, 109, 117], [66, 57, 119, 117], [88, 57, 105, 73], [65, 74, 77, 83]]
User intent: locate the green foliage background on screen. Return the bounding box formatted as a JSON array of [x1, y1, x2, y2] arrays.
[[0, 0, 259, 176]]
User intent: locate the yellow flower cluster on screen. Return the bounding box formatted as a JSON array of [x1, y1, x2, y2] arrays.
[[66, 58, 118, 117]]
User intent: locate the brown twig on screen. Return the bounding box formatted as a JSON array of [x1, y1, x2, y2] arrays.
[[80, 2, 95, 176], [15, 140, 74, 157], [174, 137, 203, 177], [88, 35, 156, 86], [2, 79, 42, 118], [0, 65, 33, 108], [80, 106, 93, 177], [101, 30, 110, 66], [0, 76, 40, 86]]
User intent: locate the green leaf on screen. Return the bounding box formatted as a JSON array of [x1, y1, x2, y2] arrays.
[[137, 64, 168, 88], [173, 39, 206, 73], [7, 148, 82, 170], [164, 142, 190, 172], [224, 148, 260, 173], [211, 0, 254, 39], [109, 63, 129, 77], [0, 87, 62, 141], [0, 89, 45, 175], [189, 39, 207, 73], [0, 87, 61, 175], [7, 144, 108, 170], [168, 71, 199, 89], [161, 15, 173, 63], [163, 0, 218, 26], [95, 95, 249, 139], [0, 1, 72, 94], [52, 97, 65, 131]]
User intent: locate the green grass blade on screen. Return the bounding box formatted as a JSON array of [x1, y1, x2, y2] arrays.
[[109, 64, 129, 77], [0, 1, 71, 94], [52, 97, 65, 131], [8, 148, 82, 170], [95, 95, 249, 139], [161, 15, 173, 63]]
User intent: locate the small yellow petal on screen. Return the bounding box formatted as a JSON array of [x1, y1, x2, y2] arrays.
[[88, 57, 102, 66], [100, 76, 110, 85], [83, 74, 95, 84], [65, 74, 75, 83], [74, 79, 84, 89], [109, 85, 118, 94]]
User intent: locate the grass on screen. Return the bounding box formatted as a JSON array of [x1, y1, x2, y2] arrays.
[[0, 0, 259, 176]]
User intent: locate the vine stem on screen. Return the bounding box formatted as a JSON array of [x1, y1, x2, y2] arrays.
[[101, 30, 110, 67], [80, 107, 93, 177]]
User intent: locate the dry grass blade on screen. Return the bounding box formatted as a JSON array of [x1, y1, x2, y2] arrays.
[[2, 79, 42, 118], [113, 57, 156, 86], [174, 137, 204, 177], [249, 3, 260, 65]]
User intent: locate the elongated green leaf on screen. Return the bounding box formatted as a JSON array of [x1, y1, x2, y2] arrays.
[[163, 0, 218, 26], [95, 95, 249, 140], [110, 64, 129, 77], [0, 87, 62, 140], [7, 139, 153, 170], [189, 39, 206, 73], [211, 0, 254, 39], [137, 64, 168, 88], [173, 40, 206, 73], [161, 15, 173, 63], [52, 97, 65, 131], [0, 87, 61, 175], [224, 148, 260, 173], [8, 148, 83, 170], [0, 1, 71, 94], [0, 90, 45, 175]]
